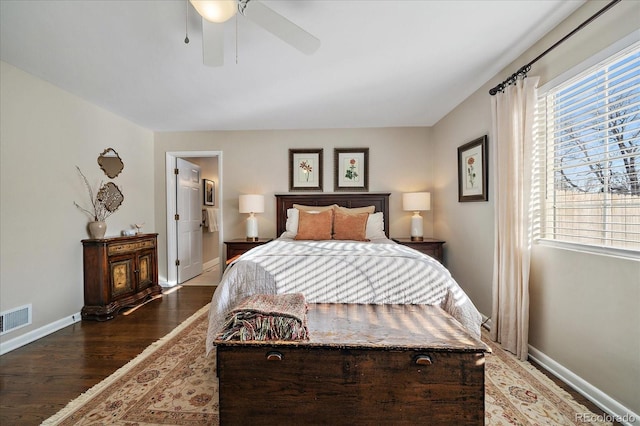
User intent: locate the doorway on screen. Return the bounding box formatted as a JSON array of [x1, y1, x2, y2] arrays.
[[165, 151, 223, 287]]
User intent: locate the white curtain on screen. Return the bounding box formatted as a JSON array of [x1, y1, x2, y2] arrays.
[[490, 76, 539, 361]]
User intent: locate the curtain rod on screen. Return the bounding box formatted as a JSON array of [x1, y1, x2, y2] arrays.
[[489, 0, 622, 96]]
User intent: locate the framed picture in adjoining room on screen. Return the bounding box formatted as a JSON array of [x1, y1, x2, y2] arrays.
[[289, 149, 323, 191], [458, 135, 488, 202], [334, 148, 369, 192], [203, 179, 215, 205]]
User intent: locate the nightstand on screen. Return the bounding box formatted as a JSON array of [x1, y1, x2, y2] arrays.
[[224, 238, 272, 265], [392, 238, 445, 263]]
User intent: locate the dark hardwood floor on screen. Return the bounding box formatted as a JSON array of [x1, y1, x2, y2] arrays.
[[0, 285, 215, 425]]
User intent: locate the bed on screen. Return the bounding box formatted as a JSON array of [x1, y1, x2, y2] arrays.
[[205, 192, 482, 355], [207, 193, 487, 423]]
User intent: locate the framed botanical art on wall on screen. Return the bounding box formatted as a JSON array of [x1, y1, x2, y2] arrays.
[[458, 135, 488, 202], [334, 148, 369, 192], [289, 149, 323, 191], [203, 179, 215, 205]]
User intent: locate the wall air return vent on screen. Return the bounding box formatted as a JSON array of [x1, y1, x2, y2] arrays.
[[0, 304, 32, 335]]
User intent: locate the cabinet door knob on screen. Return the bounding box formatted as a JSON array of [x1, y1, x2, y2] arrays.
[[414, 354, 432, 366], [266, 351, 283, 361]]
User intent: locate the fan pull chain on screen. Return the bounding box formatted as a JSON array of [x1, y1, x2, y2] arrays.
[[184, 0, 190, 44], [235, 11, 239, 64]]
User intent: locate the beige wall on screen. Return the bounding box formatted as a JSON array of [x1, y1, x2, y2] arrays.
[[0, 61, 155, 346], [153, 128, 433, 282], [431, 90, 493, 315], [431, 0, 640, 415]]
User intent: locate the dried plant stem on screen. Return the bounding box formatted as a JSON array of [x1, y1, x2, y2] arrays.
[[74, 166, 115, 222]]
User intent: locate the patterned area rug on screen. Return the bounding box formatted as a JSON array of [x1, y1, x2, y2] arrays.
[[43, 305, 610, 425], [483, 336, 611, 425]]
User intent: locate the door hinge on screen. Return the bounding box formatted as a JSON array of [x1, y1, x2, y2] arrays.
[[175, 259, 180, 266], [175, 213, 180, 221], [174, 168, 179, 175]]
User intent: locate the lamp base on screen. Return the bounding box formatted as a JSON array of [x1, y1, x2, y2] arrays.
[[410, 212, 424, 242], [246, 214, 259, 242]]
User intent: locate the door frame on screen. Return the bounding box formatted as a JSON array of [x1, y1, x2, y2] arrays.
[[165, 150, 223, 287]]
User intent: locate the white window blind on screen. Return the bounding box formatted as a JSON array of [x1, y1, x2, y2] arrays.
[[537, 42, 640, 252]]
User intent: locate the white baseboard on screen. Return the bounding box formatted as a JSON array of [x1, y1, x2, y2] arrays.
[[160, 257, 220, 288], [0, 312, 82, 355], [528, 345, 639, 425], [480, 313, 493, 331], [203, 257, 220, 271]]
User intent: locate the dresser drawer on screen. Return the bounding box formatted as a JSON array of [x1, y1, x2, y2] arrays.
[[107, 239, 155, 256]]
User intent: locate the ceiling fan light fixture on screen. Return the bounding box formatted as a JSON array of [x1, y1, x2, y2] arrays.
[[190, 0, 237, 23]]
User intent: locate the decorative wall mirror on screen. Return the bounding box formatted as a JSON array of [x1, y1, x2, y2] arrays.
[[97, 148, 124, 178], [97, 182, 124, 212]]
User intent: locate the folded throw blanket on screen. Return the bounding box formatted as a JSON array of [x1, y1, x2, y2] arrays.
[[217, 293, 309, 341]]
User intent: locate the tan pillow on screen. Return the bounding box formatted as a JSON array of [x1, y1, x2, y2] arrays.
[[333, 211, 369, 241], [334, 205, 375, 215], [294, 209, 334, 240], [293, 204, 336, 212]]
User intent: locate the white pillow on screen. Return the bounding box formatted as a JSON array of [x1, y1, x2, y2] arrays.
[[281, 208, 300, 239], [365, 212, 386, 240]]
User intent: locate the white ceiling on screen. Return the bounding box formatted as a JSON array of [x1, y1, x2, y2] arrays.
[[0, 0, 584, 132]]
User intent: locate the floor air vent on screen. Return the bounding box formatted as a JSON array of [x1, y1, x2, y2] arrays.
[[0, 304, 32, 335]]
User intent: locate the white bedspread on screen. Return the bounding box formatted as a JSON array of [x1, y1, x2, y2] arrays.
[[206, 239, 482, 355]]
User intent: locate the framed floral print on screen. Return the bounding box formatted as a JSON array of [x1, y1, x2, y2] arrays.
[[458, 135, 488, 202], [334, 148, 369, 192], [289, 149, 323, 191]]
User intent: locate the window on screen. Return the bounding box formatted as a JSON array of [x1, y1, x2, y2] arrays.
[[536, 42, 640, 253]]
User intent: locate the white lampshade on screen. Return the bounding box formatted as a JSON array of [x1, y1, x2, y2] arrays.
[[239, 194, 265, 214], [402, 192, 431, 212], [190, 0, 237, 23], [402, 192, 431, 241]]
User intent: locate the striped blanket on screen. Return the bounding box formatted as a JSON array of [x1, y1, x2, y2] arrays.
[[206, 239, 482, 355]]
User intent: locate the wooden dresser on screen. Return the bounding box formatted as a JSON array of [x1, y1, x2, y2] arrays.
[[215, 303, 488, 424], [81, 233, 162, 321]]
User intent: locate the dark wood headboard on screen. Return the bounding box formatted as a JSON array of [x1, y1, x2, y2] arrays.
[[275, 193, 391, 238]]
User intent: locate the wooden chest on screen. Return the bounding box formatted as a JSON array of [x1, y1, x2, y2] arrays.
[[215, 303, 488, 425]]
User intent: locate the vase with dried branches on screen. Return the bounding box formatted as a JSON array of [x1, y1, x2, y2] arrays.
[[74, 166, 121, 239]]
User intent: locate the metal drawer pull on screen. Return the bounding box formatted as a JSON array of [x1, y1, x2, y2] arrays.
[[414, 355, 432, 366], [266, 351, 283, 361]]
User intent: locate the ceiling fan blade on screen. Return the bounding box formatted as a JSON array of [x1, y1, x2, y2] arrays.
[[241, 1, 320, 55], [202, 18, 224, 67]]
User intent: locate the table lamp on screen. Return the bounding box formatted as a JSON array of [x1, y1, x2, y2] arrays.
[[402, 192, 431, 241], [239, 194, 265, 241]]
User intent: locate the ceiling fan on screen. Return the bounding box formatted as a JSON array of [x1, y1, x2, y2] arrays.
[[189, 0, 321, 66]]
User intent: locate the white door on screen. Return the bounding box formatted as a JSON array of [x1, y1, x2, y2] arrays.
[[177, 158, 203, 283]]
